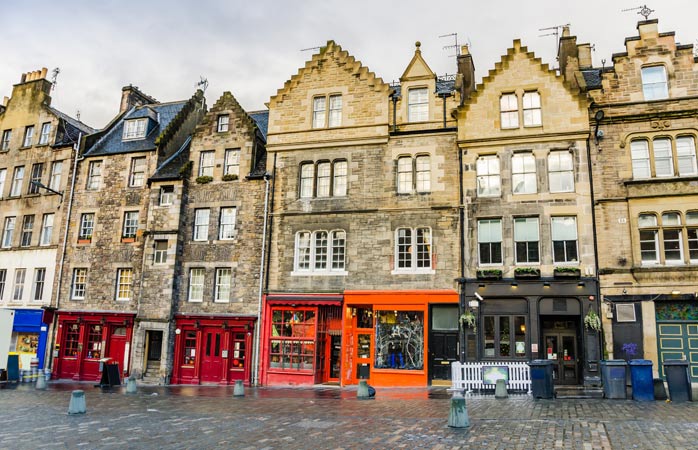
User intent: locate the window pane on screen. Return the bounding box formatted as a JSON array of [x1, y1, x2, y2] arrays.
[[640, 229, 658, 262], [662, 212, 681, 226], [522, 92, 541, 127], [415, 155, 430, 192], [500, 94, 519, 128], [499, 317, 511, 357], [397, 157, 412, 194], [416, 227, 431, 268], [314, 231, 328, 270], [312, 97, 326, 128], [642, 66, 668, 100], [300, 164, 313, 198], [676, 136, 698, 176], [296, 232, 311, 270], [630, 141, 651, 179], [396, 228, 412, 268], [316, 162, 330, 197], [408, 88, 428, 122], [374, 311, 423, 370], [331, 230, 346, 270], [333, 161, 347, 196], [512, 153, 536, 194], [476, 156, 501, 197], [328, 95, 342, 127], [653, 138, 673, 177], [663, 229, 682, 262]]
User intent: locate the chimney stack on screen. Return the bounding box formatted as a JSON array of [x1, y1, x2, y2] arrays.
[[558, 27, 581, 88], [120, 85, 157, 114], [456, 45, 476, 104]]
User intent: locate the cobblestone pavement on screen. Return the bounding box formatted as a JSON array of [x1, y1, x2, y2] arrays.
[[0, 382, 697, 449]]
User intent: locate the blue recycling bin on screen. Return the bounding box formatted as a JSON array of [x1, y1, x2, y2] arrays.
[[600, 360, 627, 399], [628, 359, 654, 401], [528, 359, 554, 399]]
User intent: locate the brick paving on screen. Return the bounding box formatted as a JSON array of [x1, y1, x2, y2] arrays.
[[0, 382, 697, 449]]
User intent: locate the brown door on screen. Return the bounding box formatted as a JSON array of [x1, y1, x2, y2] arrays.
[[543, 332, 578, 385], [200, 329, 224, 383]]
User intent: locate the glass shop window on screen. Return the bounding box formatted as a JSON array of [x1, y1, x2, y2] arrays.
[[374, 310, 424, 370], [184, 331, 197, 365], [86, 324, 103, 359], [483, 315, 527, 359], [231, 333, 246, 370], [269, 308, 316, 371], [64, 322, 80, 357]]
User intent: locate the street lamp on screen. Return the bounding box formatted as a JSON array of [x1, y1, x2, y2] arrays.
[[30, 181, 63, 200]]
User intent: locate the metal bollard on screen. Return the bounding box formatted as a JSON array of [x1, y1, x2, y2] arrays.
[[495, 379, 508, 399], [126, 376, 137, 394], [68, 390, 87, 415], [448, 391, 470, 428], [35, 372, 47, 390], [357, 379, 370, 399], [233, 379, 245, 397]]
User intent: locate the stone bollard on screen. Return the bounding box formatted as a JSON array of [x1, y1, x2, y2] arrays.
[[68, 390, 87, 415], [495, 379, 508, 399], [233, 379, 245, 397], [448, 391, 470, 428], [35, 372, 47, 390], [126, 376, 138, 394], [357, 380, 370, 399]]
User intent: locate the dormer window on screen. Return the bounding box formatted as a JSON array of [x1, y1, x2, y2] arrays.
[[642, 66, 668, 101], [123, 118, 147, 140], [217, 115, 229, 132], [408, 88, 428, 122]]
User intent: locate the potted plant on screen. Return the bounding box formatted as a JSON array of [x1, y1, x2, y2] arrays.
[[553, 266, 581, 278], [195, 175, 213, 184], [77, 235, 92, 244], [514, 267, 541, 279], [477, 268, 502, 280], [222, 173, 239, 181], [584, 309, 602, 332], [460, 310, 477, 331]]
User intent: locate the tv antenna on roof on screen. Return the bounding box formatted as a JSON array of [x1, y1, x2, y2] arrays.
[[196, 76, 209, 93], [622, 5, 655, 20], [439, 33, 460, 58], [539, 23, 570, 63], [300, 46, 322, 52], [50, 67, 60, 91]]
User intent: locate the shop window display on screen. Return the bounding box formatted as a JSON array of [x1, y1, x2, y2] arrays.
[[483, 315, 527, 358], [269, 308, 316, 370], [231, 333, 245, 369], [11, 332, 39, 369], [183, 331, 197, 365], [86, 325, 102, 359], [64, 323, 80, 357], [374, 311, 423, 370]]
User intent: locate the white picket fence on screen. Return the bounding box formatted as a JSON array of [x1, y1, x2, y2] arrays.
[[450, 361, 532, 394]]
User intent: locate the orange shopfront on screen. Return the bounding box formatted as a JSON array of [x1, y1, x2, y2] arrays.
[[342, 290, 458, 387]]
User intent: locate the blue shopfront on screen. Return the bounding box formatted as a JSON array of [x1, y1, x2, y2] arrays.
[[11, 309, 49, 370]]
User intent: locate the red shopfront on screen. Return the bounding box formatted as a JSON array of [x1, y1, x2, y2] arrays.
[[261, 294, 343, 386], [171, 315, 255, 385], [53, 311, 135, 381]]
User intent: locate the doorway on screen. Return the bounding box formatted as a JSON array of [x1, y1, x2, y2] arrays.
[[325, 334, 341, 383], [429, 305, 458, 383], [144, 330, 162, 378], [200, 329, 223, 383], [108, 327, 127, 375], [542, 331, 578, 385]]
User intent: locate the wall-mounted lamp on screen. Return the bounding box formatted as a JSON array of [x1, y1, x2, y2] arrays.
[[594, 110, 605, 145], [671, 290, 681, 296], [577, 281, 585, 287], [478, 283, 486, 288], [511, 281, 518, 288], [543, 282, 551, 287]]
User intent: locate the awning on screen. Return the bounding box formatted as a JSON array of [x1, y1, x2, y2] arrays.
[[265, 294, 342, 307]]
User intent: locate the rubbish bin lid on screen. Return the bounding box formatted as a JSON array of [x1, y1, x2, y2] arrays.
[[601, 360, 628, 366], [528, 359, 554, 366], [663, 359, 689, 366], [628, 359, 653, 366]]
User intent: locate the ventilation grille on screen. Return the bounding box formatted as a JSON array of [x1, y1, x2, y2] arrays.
[[553, 299, 568, 312], [616, 304, 636, 322]]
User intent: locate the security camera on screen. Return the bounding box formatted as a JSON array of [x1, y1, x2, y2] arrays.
[[474, 292, 484, 302]]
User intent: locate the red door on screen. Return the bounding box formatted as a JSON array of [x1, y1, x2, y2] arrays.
[[108, 327, 128, 376], [200, 329, 224, 383]]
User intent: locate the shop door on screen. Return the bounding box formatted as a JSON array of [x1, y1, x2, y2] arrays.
[[325, 334, 341, 382], [108, 327, 127, 375], [657, 322, 698, 382], [200, 329, 223, 383], [355, 332, 372, 381], [543, 332, 578, 385], [429, 305, 459, 381], [147, 331, 162, 361]]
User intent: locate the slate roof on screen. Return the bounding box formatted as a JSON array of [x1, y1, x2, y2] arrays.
[[85, 101, 187, 156], [150, 136, 191, 181], [581, 69, 603, 90], [391, 78, 456, 98], [249, 110, 269, 140], [46, 106, 96, 146]]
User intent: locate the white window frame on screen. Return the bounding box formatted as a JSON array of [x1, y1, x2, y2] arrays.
[[299, 163, 314, 198], [512, 153, 537, 194], [217, 115, 229, 133], [40, 213, 54, 246], [478, 219, 503, 266], [0, 168, 6, 198], [0, 269, 6, 301], [12, 268, 26, 301], [23, 125, 34, 147], [630, 140, 651, 179], [397, 157, 413, 194], [214, 268, 232, 303], [316, 162, 331, 197], [522, 91, 542, 127], [514, 217, 540, 264], [1, 130, 10, 151], [641, 65, 668, 101], [218, 207, 236, 240], [408, 87, 429, 122], [687, 211, 698, 263], [122, 118, 147, 140], [10, 166, 24, 197], [661, 212, 683, 265], [32, 268, 45, 302], [653, 137, 674, 178], [49, 161, 62, 191], [199, 151, 215, 177], [71, 268, 87, 300], [328, 94, 342, 127], [28, 163, 43, 195], [20, 215, 34, 247], [129, 157, 146, 187], [39, 122, 51, 145], [548, 151, 575, 193], [551, 216, 579, 264], [224, 148, 240, 177], [115, 268, 133, 301], [500, 93, 519, 129], [154, 240, 168, 264], [159, 185, 174, 206], [293, 230, 347, 275], [2, 217, 15, 248], [188, 268, 205, 302], [193, 209, 210, 241], [476, 155, 501, 197], [333, 160, 347, 197], [393, 227, 433, 274], [86, 160, 102, 190], [312, 96, 327, 129], [675, 136, 698, 177], [78, 213, 94, 241], [122, 211, 139, 239]]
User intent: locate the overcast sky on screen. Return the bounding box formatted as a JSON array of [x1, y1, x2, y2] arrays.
[[2, 0, 696, 128]]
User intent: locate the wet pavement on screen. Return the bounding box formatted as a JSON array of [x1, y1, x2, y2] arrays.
[[0, 381, 697, 449]]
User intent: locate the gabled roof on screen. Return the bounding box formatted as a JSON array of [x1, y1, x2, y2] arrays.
[[45, 106, 96, 146], [400, 42, 435, 81], [268, 40, 390, 107], [85, 101, 187, 156], [150, 136, 191, 181], [249, 110, 269, 140]]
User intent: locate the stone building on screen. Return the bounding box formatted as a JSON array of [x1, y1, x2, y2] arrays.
[[51, 86, 205, 381], [264, 41, 461, 387], [163, 92, 269, 385], [457, 39, 600, 386], [564, 19, 698, 382], [0, 68, 93, 373]]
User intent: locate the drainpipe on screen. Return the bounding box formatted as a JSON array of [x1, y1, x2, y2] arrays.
[[264, 152, 277, 292], [252, 171, 272, 386], [47, 131, 83, 372], [456, 145, 466, 363]]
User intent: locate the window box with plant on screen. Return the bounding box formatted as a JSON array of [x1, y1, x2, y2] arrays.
[[553, 266, 581, 278], [195, 175, 213, 184], [222, 173, 239, 182], [514, 267, 541, 279], [477, 268, 502, 280], [77, 236, 92, 244]]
